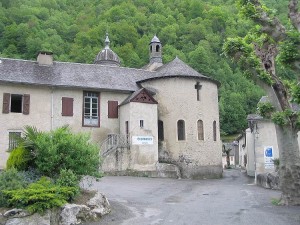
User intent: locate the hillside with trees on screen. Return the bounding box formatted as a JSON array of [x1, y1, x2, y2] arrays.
[[0, 0, 295, 135]]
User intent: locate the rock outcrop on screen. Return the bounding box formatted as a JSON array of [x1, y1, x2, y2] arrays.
[[0, 191, 110, 225]]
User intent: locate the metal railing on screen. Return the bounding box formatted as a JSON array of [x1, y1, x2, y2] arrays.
[[100, 134, 129, 157]]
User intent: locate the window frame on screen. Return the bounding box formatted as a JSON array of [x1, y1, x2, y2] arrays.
[[213, 120, 217, 141], [177, 120, 186, 141], [8, 131, 22, 151], [82, 91, 100, 127], [197, 120, 204, 141], [2, 93, 30, 115]]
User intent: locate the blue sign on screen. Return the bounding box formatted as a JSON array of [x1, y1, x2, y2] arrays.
[[265, 147, 273, 157]]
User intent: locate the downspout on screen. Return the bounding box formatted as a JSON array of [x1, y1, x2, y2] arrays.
[[51, 87, 54, 130]]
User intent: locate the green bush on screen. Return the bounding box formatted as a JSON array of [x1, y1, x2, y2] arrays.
[[3, 177, 78, 213], [0, 168, 29, 207], [33, 126, 100, 177], [56, 169, 79, 193], [6, 145, 32, 171]]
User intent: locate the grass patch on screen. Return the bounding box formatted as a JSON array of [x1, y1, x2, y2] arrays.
[[271, 198, 281, 206]]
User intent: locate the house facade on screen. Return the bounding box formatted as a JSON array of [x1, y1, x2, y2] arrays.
[[0, 35, 222, 179], [236, 96, 300, 178]]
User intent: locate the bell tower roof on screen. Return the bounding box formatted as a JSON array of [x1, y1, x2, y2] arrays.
[[94, 33, 120, 67]]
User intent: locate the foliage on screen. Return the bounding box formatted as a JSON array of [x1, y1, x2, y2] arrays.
[[6, 145, 32, 171], [0, 0, 274, 135], [32, 126, 100, 178], [257, 102, 275, 118], [0, 168, 29, 207], [3, 177, 78, 213], [56, 169, 80, 193]]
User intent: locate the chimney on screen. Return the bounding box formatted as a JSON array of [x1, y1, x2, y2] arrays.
[[37, 51, 53, 66]]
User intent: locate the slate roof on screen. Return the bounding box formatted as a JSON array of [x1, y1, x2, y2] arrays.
[[0, 56, 220, 92], [0, 58, 153, 92], [137, 57, 220, 86]]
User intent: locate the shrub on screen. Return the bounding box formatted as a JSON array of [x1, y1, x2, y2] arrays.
[[56, 169, 79, 193], [3, 177, 78, 213], [6, 145, 32, 171], [22, 126, 100, 178], [0, 168, 29, 207]]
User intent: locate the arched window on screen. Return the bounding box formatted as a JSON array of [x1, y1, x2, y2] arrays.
[[177, 120, 185, 141], [158, 120, 164, 141], [213, 121, 217, 141], [197, 120, 204, 140], [156, 45, 160, 52]]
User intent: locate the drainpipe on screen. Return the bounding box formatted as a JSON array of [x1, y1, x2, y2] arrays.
[[51, 88, 54, 130]]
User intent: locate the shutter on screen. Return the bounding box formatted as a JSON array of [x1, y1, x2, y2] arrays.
[[2, 93, 10, 114], [23, 94, 30, 115], [62, 97, 74, 116], [108, 101, 118, 118]]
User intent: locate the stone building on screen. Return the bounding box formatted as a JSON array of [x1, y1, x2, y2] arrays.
[[236, 96, 300, 178], [0, 35, 222, 179]]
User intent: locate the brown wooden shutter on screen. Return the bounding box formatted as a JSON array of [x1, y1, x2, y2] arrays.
[[62, 97, 73, 116], [108, 101, 118, 118], [23, 94, 30, 115], [3, 93, 10, 114]]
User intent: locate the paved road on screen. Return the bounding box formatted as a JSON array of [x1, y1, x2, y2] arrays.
[[83, 169, 300, 225]]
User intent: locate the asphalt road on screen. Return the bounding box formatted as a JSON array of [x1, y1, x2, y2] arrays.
[[82, 169, 300, 225]]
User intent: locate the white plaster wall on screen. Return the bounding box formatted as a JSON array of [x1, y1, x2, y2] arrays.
[[0, 84, 129, 169], [246, 128, 255, 176], [129, 102, 158, 170], [255, 120, 279, 174], [298, 131, 300, 154], [238, 137, 246, 168], [51, 88, 128, 144], [118, 102, 158, 171], [0, 84, 52, 168], [142, 77, 222, 178]]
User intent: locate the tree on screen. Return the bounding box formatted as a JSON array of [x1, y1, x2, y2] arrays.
[[223, 143, 232, 168], [223, 0, 300, 205]]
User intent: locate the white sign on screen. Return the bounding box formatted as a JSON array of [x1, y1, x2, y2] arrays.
[[264, 146, 274, 169], [132, 136, 154, 145]]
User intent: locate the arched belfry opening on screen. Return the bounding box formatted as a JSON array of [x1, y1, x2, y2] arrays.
[[156, 45, 160, 52], [149, 35, 162, 64]]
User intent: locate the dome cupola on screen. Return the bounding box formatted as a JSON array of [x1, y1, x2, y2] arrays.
[[94, 33, 120, 66]]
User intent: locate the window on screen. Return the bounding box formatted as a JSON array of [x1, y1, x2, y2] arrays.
[[125, 121, 129, 143], [9, 132, 21, 151], [108, 101, 118, 118], [158, 120, 164, 141], [139, 120, 144, 128], [213, 121, 217, 141], [197, 120, 204, 140], [177, 120, 185, 141], [83, 92, 99, 127], [2, 93, 30, 114], [62, 97, 73, 116]]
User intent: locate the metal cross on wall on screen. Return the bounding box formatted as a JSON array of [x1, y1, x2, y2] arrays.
[[195, 82, 202, 101]]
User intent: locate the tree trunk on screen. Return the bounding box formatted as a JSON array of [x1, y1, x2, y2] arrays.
[[276, 126, 300, 205]]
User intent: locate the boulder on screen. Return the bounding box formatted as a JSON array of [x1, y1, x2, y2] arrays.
[[256, 172, 280, 190], [5, 211, 51, 225], [0, 191, 111, 225], [59, 204, 92, 225], [3, 209, 30, 218], [86, 192, 111, 217]]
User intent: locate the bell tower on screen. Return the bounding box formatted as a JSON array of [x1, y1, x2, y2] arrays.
[[149, 35, 162, 64]]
